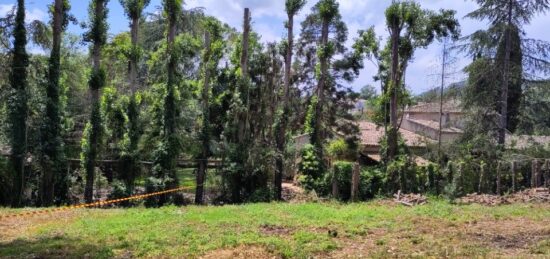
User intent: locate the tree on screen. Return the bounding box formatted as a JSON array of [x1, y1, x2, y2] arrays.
[[40, 0, 72, 206], [383, 1, 459, 160], [119, 0, 150, 195], [296, 0, 362, 178], [467, 0, 550, 145], [83, 0, 109, 203], [8, 0, 29, 207], [149, 0, 184, 205], [274, 0, 306, 201], [359, 84, 377, 100], [195, 18, 224, 204]]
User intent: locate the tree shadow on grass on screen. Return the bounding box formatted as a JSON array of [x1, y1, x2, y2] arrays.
[[0, 235, 115, 258]]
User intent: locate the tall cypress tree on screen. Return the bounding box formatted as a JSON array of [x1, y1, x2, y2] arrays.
[[83, 0, 109, 203], [8, 0, 29, 207], [40, 0, 71, 207]]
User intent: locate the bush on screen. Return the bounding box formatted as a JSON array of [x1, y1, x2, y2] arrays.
[[359, 167, 386, 199], [332, 161, 353, 201], [298, 144, 324, 192]]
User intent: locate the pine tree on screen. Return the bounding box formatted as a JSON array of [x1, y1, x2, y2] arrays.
[[467, 0, 550, 144]]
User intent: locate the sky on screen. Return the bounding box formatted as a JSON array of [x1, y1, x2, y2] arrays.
[[1, 0, 550, 95]]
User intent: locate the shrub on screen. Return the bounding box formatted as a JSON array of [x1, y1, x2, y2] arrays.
[[359, 167, 386, 199]]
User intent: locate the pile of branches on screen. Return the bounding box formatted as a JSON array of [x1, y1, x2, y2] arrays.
[[459, 188, 550, 206], [393, 191, 427, 206]]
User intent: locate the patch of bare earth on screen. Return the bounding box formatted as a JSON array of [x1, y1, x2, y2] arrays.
[[200, 245, 279, 259], [466, 217, 550, 257], [329, 215, 550, 258], [0, 210, 80, 242], [260, 224, 293, 236]]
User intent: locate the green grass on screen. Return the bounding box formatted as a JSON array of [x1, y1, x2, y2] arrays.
[[177, 168, 196, 189], [1, 199, 550, 258]]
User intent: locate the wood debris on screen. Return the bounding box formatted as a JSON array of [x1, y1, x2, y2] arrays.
[[459, 188, 550, 206], [393, 190, 427, 206]]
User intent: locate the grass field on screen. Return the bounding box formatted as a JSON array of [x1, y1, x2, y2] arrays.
[[1, 199, 550, 258]]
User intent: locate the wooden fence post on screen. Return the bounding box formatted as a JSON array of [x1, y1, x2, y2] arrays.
[[351, 163, 360, 202], [332, 165, 339, 199], [532, 159, 541, 188], [478, 163, 485, 194], [496, 162, 501, 195], [511, 161, 516, 192], [544, 160, 550, 188]]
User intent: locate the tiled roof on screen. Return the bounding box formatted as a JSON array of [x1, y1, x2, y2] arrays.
[[359, 121, 432, 147], [407, 119, 463, 133], [406, 100, 463, 113]]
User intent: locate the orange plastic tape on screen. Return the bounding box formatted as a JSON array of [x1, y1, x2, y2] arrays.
[[0, 186, 193, 220]]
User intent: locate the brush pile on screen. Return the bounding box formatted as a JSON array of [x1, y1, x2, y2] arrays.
[[393, 191, 427, 206], [459, 188, 550, 205]]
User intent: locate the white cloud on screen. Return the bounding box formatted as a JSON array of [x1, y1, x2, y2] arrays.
[[0, 4, 47, 23]]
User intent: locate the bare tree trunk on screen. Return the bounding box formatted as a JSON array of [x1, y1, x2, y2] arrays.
[[233, 8, 250, 203], [314, 17, 329, 147], [196, 32, 211, 205], [438, 40, 448, 160], [498, 0, 513, 146], [275, 12, 295, 200], [388, 22, 400, 160]]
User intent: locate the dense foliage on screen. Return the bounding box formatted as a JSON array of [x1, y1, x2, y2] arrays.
[[0, 0, 549, 208]]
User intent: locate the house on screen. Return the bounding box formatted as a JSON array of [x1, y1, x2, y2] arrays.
[[401, 100, 465, 142]]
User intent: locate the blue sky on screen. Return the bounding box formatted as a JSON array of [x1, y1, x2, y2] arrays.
[[1, 0, 550, 95]]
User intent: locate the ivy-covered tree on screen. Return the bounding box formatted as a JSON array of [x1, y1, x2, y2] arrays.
[[274, 0, 306, 201], [195, 18, 224, 204], [39, 0, 72, 207], [119, 0, 150, 195], [8, 0, 29, 207], [148, 0, 187, 205], [82, 0, 109, 203]]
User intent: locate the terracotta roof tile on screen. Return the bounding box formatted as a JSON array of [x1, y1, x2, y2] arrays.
[[359, 121, 432, 147]]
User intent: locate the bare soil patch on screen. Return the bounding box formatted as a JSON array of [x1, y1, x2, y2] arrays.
[[200, 245, 279, 259]]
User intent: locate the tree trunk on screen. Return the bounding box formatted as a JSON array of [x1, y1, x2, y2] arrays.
[[388, 21, 400, 161], [275, 13, 295, 201], [438, 40, 447, 161], [314, 16, 329, 150], [85, 0, 106, 203], [498, 0, 513, 146], [196, 32, 211, 205], [41, 0, 64, 206]]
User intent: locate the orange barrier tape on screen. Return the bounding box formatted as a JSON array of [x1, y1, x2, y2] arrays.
[[0, 186, 193, 220]]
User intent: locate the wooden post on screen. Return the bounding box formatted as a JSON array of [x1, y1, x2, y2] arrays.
[[496, 162, 501, 195], [351, 163, 360, 202], [332, 173, 339, 199], [532, 159, 540, 188], [511, 161, 516, 192], [478, 163, 485, 194], [544, 160, 550, 188]]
